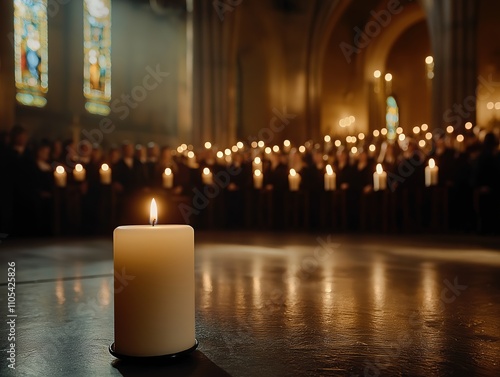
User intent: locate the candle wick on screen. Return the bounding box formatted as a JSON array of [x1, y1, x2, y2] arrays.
[[151, 219, 157, 227]]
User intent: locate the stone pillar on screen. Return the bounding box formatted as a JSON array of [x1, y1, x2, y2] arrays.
[[0, 0, 16, 131], [192, 0, 240, 147], [423, 0, 478, 132]]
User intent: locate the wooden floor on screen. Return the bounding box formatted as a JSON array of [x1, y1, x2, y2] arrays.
[[0, 232, 499, 376]]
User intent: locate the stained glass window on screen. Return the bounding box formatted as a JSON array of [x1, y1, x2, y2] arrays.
[[386, 96, 398, 142], [84, 0, 111, 116], [14, 0, 48, 107]]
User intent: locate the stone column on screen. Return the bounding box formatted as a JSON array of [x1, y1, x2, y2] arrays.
[[423, 0, 478, 132], [192, 0, 240, 147], [0, 0, 16, 131]]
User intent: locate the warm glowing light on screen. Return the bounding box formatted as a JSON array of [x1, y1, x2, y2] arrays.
[[150, 198, 158, 226], [164, 168, 172, 175], [289, 169, 296, 177], [418, 140, 426, 148], [487, 102, 494, 110], [231, 145, 238, 153], [326, 165, 333, 175], [56, 166, 65, 174], [254, 157, 261, 164], [334, 140, 341, 147], [373, 130, 380, 137], [181, 143, 187, 150], [358, 133, 365, 140], [413, 126, 420, 134], [254, 169, 261, 177], [237, 141, 244, 149], [369, 144, 376, 152], [273, 145, 280, 152], [346, 136, 352, 143], [457, 134, 464, 142], [376, 164, 383, 174], [446, 125, 454, 133], [425, 132, 433, 140], [381, 128, 388, 136], [351, 147, 358, 154], [299, 145, 306, 153], [264, 147, 271, 154], [349, 116, 355, 123], [187, 151, 195, 159], [495, 102, 500, 110], [101, 163, 109, 171], [351, 136, 357, 143], [324, 135, 331, 143], [203, 167, 210, 175], [258, 141, 265, 148], [428, 158, 435, 169], [251, 141, 258, 148], [75, 164, 83, 172], [399, 134, 406, 141], [465, 122, 473, 130], [224, 148, 231, 156], [204, 142, 212, 149], [425, 56, 434, 65], [216, 151, 223, 158], [384, 73, 392, 82], [373, 70, 381, 79], [284, 139, 291, 147], [396, 127, 403, 134], [177, 146, 183, 154], [421, 124, 428, 131]]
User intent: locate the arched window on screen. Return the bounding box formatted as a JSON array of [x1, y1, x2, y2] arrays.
[[14, 0, 48, 107], [386, 96, 399, 142], [83, 0, 111, 116]]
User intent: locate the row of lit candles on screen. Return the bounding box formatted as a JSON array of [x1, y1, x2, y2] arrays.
[[53, 158, 439, 190]]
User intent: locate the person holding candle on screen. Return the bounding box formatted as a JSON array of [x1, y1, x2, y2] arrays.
[[33, 141, 54, 236]]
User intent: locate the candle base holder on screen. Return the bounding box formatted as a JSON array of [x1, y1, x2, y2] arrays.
[[109, 339, 198, 363]]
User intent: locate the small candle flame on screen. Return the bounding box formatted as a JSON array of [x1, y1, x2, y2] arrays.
[[203, 167, 210, 175], [254, 169, 262, 177], [376, 163, 383, 174], [326, 165, 333, 175], [75, 163, 83, 172], [56, 165, 65, 174], [101, 163, 109, 172], [164, 168, 172, 176], [254, 157, 261, 164], [428, 158, 435, 169], [290, 169, 296, 177], [150, 198, 158, 226]]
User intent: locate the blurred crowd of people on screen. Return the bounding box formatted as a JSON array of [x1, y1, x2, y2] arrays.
[[1, 124, 499, 237]]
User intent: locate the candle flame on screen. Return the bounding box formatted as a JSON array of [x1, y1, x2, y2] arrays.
[[203, 167, 210, 175], [75, 163, 83, 172], [101, 163, 109, 172], [376, 164, 383, 174], [56, 165, 65, 174], [290, 168, 296, 177], [150, 198, 158, 226], [254, 169, 262, 177], [254, 157, 261, 164], [326, 165, 333, 175], [165, 168, 172, 175], [428, 158, 435, 169]]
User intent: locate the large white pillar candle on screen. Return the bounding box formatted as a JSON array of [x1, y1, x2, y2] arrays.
[[253, 169, 263, 189], [425, 158, 439, 187], [288, 169, 301, 192], [100, 163, 112, 185], [373, 163, 387, 191], [324, 164, 336, 191], [54, 165, 67, 188], [202, 167, 213, 185], [113, 199, 196, 357], [73, 163, 86, 182], [163, 168, 174, 189]]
